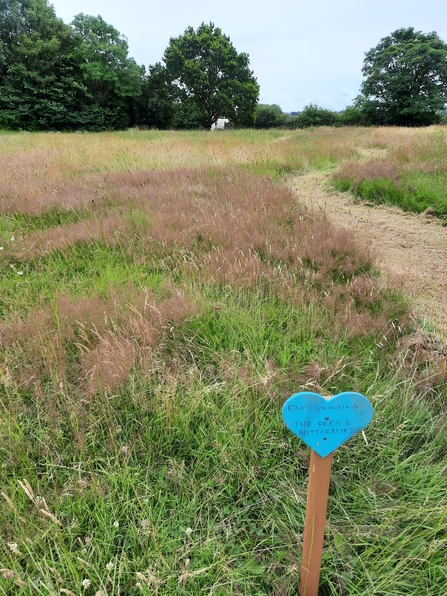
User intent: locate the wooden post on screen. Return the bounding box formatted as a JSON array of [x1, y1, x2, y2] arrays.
[[282, 390, 374, 596], [300, 449, 333, 596]]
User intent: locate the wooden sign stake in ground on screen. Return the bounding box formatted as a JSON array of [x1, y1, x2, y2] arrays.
[[282, 391, 374, 596]]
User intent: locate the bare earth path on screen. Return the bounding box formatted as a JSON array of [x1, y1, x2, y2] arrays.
[[291, 172, 447, 339]]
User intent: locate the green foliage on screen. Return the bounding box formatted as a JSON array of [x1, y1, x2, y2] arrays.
[[0, 0, 92, 131], [139, 62, 176, 129], [0, 1, 142, 131], [71, 13, 142, 130], [157, 22, 259, 129], [338, 101, 369, 126], [254, 103, 286, 128], [291, 103, 340, 128], [359, 27, 447, 126]]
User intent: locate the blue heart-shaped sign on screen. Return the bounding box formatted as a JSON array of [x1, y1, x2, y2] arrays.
[[282, 391, 373, 457]]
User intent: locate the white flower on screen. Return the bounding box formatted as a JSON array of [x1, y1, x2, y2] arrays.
[[113, 521, 119, 528], [10, 236, 14, 241], [17, 271, 23, 276], [185, 527, 193, 535], [82, 578, 91, 590], [0, 247, 4, 250], [106, 561, 114, 571]]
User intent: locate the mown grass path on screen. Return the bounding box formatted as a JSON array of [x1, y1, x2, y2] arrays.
[[292, 171, 447, 339]]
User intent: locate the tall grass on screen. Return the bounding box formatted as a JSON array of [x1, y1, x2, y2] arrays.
[[331, 127, 447, 220], [0, 127, 360, 195], [1, 129, 446, 595]]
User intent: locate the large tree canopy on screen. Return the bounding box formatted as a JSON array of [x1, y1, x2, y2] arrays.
[[71, 14, 141, 108], [359, 27, 447, 126], [155, 22, 259, 129], [0, 0, 91, 130], [139, 62, 176, 129], [70, 14, 142, 130], [0, 1, 142, 130]]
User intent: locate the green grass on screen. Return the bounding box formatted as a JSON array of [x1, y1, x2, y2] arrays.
[[330, 127, 447, 220], [0, 241, 166, 319], [0, 129, 446, 595], [2, 275, 444, 595], [332, 174, 447, 220], [0, 207, 94, 235], [1, 347, 446, 595]]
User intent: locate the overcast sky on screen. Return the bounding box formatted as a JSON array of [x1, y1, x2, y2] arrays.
[[49, 0, 447, 113]]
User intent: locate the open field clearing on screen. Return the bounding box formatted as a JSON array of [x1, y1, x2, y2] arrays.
[[1, 128, 446, 595]]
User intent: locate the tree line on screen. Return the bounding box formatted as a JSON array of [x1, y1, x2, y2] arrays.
[[1, 1, 446, 131], [0, 1, 259, 131], [257, 28, 447, 129]]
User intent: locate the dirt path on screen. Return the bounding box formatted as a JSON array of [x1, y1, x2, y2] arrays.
[[291, 172, 447, 339]]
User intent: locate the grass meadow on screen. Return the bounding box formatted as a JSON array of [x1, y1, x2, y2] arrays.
[[331, 126, 447, 220], [1, 127, 447, 595]]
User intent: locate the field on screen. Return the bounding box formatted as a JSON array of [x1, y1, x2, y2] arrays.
[[1, 127, 446, 595], [331, 127, 447, 220]]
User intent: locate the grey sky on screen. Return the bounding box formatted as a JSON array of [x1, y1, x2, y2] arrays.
[[50, 0, 447, 112]]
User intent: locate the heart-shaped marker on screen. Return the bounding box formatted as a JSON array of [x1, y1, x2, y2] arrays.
[[282, 391, 373, 457]]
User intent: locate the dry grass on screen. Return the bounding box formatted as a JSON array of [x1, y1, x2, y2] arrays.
[[333, 159, 399, 185], [0, 163, 400, 405], [1, 287, 198, 399], [6, 166, 372, 265], [0, 128, 422, 407], [0, 128, 363, 213], [333, 125, 447, 182], [4, 126, 445, 221]]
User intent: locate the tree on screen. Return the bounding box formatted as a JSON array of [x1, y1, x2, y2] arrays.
[[157, 22, 259, 129], [0, 2, 144, 131], [338, 102, 368, 126], [139, 62, 176, 129], [71, 14, 142, 129], [290, 103, 339, 128], [359, 27, 447, 126], [0, 0, 91, 130], [254, 104, 286, 128], [0, 0, 22, 86]]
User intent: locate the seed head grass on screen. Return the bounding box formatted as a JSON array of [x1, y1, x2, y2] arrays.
[[331, 126, 447, 220], [0, 128, 446, 595]]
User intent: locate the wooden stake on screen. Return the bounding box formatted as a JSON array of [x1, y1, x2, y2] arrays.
[[283, 391, 374, 595], [300, 449, 333, 596]]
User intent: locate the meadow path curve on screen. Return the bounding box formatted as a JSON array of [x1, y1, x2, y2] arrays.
[[291, 171, 447, 340]]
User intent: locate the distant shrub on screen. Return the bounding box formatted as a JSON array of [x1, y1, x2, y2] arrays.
[[338, 104, 370, 126], [254, 104, 287, 128], [290, 103, 340, 128], [438, 109, 447, 124]]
